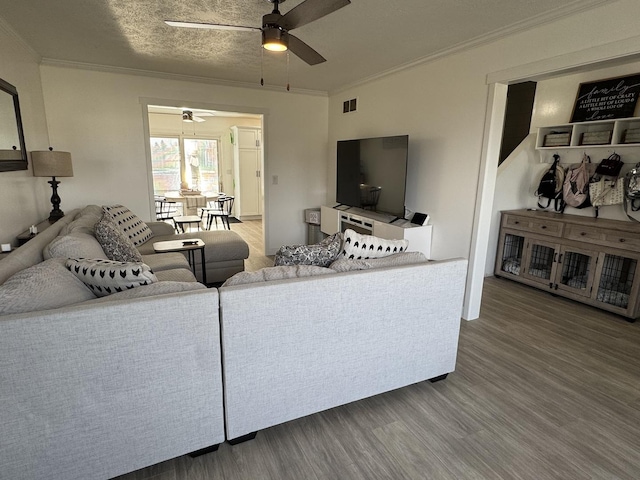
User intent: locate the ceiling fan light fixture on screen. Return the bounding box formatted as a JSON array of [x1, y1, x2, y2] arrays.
[[262, 28, 288, 52], [182, 110, 194, 122]]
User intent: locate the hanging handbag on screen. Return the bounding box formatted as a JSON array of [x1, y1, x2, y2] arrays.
[[589, 177, 625, 207], [595, 153, 623, 176], [623, 162, 640, 221]]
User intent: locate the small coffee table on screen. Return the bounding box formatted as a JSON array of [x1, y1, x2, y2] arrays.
[[153, 239, 206, 284]]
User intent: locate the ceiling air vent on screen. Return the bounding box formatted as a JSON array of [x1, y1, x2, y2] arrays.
[[343, 98, 357, 113]]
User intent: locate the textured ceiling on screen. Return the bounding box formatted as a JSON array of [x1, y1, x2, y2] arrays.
[[0, 0, 608, 92]]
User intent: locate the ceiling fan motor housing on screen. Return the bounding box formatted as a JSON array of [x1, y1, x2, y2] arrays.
[[262, 13, 288, 50]]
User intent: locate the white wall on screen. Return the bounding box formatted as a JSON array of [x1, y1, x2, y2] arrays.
[[328, 0, 640, 271], [40, 66, 328, 254], [0, 23, 51, 245]]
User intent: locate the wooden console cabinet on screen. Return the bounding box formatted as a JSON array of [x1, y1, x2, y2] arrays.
[[320, 206, 432, 258], [495, 209, 640, 320]]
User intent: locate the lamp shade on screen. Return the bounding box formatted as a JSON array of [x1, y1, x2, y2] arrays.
[[31, 150, 73, 177]]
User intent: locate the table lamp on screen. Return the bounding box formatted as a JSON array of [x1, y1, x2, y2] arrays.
[[31, 148, 74, 222]]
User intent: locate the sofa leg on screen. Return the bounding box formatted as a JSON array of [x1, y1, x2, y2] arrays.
[[188, 444, 220, 458], [228, 432, 257, 445], [429, 373, 448, 383]]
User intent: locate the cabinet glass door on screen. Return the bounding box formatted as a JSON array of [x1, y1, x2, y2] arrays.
[[522, 239, 558, 286], [594, 254, 637, 310], [556, 247, 596, 297], [497, 232, 525, 277]]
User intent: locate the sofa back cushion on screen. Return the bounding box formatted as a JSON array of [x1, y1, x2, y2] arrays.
[[43, 232, 108, 260], [0, 258, 96, 315], [103, 204, 153, 246]]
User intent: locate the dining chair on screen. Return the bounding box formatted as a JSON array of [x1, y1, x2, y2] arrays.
[[201, 195, 235, 230]]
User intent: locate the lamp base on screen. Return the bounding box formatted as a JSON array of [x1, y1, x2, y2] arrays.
[[47, 177, 65, 223], [48, 209, 65, 223]]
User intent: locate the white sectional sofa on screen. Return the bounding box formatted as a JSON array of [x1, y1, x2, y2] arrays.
[[219, 258, 467, 442], [0, 208, 468, 478]]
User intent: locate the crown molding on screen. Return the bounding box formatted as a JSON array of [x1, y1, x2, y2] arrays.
[[329, 0, 610, 95], [39, 58, 328, 97]]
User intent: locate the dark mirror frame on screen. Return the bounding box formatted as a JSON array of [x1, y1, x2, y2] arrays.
[[0, 78, 27, 172]]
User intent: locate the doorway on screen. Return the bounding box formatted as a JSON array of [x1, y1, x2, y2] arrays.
[[143, 102, 267, 264]]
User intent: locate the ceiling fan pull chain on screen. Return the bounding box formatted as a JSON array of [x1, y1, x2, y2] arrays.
[[286, 51, 290, 91], [260, 47, 264, 86]]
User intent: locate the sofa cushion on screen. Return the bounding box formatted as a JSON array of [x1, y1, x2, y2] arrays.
[[61, 205, 103, 236], [330, 251, 427, 272], [0, 258, 96, 315], [78, 280, 206, 305], [222, 265, 334, 287], [66, 258, 158, 297], [43, 232, 108, 260], [95, 211, 143, 262], [274, 233, 342, 267], [155, 268, 198, 283], [341, 228, 408, 260], [103, 204, 153, 246], [142, 253, 191, 272]]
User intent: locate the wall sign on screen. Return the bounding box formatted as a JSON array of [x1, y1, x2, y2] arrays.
[[571, 74, 640, 123]]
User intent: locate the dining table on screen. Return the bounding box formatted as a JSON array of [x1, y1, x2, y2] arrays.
[[163, 191, 220, 215]]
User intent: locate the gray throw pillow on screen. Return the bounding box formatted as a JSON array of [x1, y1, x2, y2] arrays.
[[94, 211, 143, 262], [0, 258, 96, 315], [274, 233, 343, 267]]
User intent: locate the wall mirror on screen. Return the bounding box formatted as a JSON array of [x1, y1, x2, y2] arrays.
[[0, 78, 27, 171]]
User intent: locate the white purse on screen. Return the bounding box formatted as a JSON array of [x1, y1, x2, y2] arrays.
[[589, 177, 624, 207]]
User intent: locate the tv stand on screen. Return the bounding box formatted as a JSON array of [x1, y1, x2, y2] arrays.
[[320, 206, 432, 258]]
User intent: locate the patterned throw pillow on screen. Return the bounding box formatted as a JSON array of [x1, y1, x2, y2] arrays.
[[341, 228, 408, 260], [103, 204, 153, 246], [65, 258, 158, 297], [94, 212, 143, 263], [274, 233, 343, 267]]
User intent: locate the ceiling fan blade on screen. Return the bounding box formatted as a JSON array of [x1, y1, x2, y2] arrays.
[[287, 34, 325, 66], [193, 116, 206, 123], [165, 20, 259, 33], [277, 0, 351, 31]]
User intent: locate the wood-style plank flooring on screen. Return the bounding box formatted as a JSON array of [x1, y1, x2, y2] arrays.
[[116, 274, 640, 480]]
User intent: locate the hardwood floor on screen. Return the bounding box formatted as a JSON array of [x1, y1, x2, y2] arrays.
[[226, 219, 273, 271], [116, 276, 640, 480]]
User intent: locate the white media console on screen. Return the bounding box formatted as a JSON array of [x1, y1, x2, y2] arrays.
[[320, 205, 432, 258]]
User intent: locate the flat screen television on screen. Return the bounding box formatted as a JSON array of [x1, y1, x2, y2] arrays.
[[336, 135, 408, 219]]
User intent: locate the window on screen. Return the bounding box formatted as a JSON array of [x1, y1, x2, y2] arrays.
[[150, 136, 220, 195]]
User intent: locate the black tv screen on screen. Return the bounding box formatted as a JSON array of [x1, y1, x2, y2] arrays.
[[336, 135, 408, 218]]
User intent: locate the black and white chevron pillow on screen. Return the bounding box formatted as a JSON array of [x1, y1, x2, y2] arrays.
[[65, 258, 158, 297], [341, 228, 409, 260], [103, 204, 153, 246]]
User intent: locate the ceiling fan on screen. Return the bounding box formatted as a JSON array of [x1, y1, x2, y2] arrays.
[[165, 0, 351, 66], [149, 106, 215, 122]]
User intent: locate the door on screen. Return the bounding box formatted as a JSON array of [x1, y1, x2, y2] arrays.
[[555, 245, 598, 298], [592, 252, 639, 312], [232, 126, 262, 218], [522, 238, 560, 287], [495, 230, 526, 279]]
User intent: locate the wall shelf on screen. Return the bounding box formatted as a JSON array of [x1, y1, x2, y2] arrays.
[[536, 117, 640, 150]]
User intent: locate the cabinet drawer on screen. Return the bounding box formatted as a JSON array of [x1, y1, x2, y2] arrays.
[[565, 225, 640, 251], [502, 215, 563, 237]]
